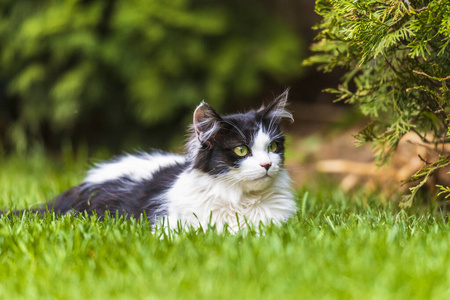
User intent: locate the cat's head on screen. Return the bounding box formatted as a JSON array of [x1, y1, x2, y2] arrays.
[[187, 89, 293, 192]]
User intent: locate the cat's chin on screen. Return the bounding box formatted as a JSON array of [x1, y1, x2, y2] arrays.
[[252, 174, 271, 182], [243, 175, 273, 192]]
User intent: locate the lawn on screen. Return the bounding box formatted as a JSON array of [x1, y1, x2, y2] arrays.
[[1, 151, 449, 299]]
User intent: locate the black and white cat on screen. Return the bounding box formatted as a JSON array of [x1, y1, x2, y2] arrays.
[[19, 90, 297, 232]]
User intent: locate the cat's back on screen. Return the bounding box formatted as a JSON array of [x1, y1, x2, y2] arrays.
[[83, 152, 187, 185], [50, 152, 190, 218]]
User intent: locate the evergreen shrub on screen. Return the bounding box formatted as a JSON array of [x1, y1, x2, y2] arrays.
[[306, 0, 450, 205]]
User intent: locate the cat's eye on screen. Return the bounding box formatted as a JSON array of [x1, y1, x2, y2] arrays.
[[233, 145, 248, 157], [268, 142, 278, 152]]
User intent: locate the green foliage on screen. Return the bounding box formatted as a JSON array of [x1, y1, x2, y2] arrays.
[[0, 0, 302, 152], [405, 155, 450, 206], [1, 154, 450, 299], [306, 0, 450, 206]]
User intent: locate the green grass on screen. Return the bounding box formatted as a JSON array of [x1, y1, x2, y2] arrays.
[[1, 151, 450, 299]]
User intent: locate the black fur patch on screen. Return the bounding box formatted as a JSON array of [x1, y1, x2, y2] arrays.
[[49, 161, 189, 221]]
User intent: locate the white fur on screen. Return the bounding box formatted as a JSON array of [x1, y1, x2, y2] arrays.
[[165, 168, 295, 233], [186, 125, 202, 161], [84, 153, 186, 184], [165, 127, 296, 233]]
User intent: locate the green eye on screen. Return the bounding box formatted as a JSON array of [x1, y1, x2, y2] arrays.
[[268, 142, 277, 152], [233, 145, 248, 157]]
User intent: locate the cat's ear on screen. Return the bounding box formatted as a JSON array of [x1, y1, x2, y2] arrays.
[[259, 88, 294, 123], [193, 101, 222, 143]]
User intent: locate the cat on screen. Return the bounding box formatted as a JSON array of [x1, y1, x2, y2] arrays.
[[7, 90, 297, 233]]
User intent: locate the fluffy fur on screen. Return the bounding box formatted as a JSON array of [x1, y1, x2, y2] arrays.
[[7, 90, 297, 233]]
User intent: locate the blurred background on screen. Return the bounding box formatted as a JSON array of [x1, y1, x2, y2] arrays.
[[2, 0, 437, 197], [1, 0, 337, 152]]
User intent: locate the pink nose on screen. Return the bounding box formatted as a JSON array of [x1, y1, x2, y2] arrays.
[[260, 163, 272, 171]]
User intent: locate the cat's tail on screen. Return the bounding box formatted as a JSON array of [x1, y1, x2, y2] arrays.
[[0, 185, 83, 218], [0, 207, 48, 218]]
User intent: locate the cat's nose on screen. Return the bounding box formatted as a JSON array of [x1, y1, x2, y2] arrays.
[[260, 163, 272, 171]]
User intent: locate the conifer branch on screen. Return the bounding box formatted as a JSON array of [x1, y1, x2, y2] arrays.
[[309, 0, 450, 205], [412, 70, 450, 82]]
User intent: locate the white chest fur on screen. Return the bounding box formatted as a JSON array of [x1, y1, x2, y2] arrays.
[[165, 168, 296, 233]]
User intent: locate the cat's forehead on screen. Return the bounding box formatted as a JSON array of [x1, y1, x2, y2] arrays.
[[223, 111, 259, 132], [220, 110, 281, 143]]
